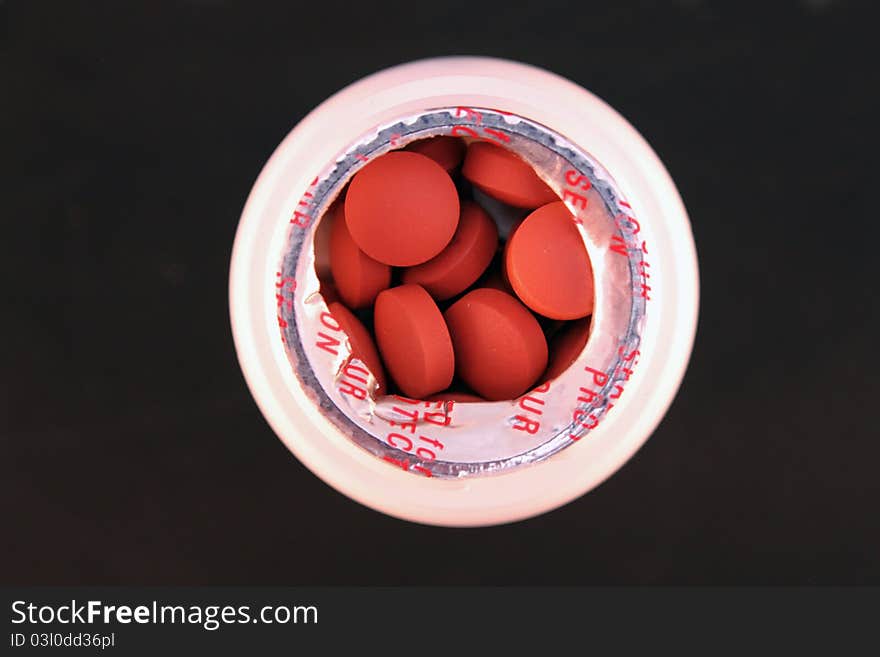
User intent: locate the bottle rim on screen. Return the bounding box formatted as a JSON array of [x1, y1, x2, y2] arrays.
[[229, 56, 699, 527]]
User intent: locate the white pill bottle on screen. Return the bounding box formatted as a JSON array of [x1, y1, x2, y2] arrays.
[[229, 57, 699, 526]]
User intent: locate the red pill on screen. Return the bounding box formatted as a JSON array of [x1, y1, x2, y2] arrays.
[[462, 142, 559, 209], [328, 203, 391, 308], [374, 284, 455, 399], [327, 302, 387, 396], [345, 151, 459, 266], [401, 201, 498, 301], [505, 201, 594, 320], [444, 288, 548, 401], [543, 317, 591, 382], [405, 136, 465, 172]]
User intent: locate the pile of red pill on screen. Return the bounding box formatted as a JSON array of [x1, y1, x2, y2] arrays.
[[321, 136, 594, 402]]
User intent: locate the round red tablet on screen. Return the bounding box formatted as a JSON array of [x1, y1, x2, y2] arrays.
[[401, 201, 498, 300], [345, 151, 459, 266], [444, 288, 548, 401], [505, 201, 594, 320], [373, 284, 455, 399], [327, 302, 387, 396], [405, 136, 465, 172], [462, 141, 559, 209], [543, 317, 591, 382], [328, 204, 391, 308]]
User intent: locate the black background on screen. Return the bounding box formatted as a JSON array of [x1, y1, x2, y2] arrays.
[[3, 0, 878, 584]]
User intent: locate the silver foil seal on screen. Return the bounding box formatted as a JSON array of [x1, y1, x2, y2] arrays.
[[274, 107, 649, 478]]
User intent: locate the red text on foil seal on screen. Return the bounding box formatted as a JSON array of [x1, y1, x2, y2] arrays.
[[451, 107, 513, 146], [274, 272, 297, 344], [380, 396, 452, 477], [512, 382, 550, 435], [564, 197, 648, 440], [289, 176, 320, 229], [562, 169, 592, 221], [610, 200, 652, 302], [567, 346, 641, 441], [312, 310, 373, 400], [386, 397, 448, 459]]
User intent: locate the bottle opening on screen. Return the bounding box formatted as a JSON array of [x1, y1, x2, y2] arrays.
[[276, 107, 647, 478]]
